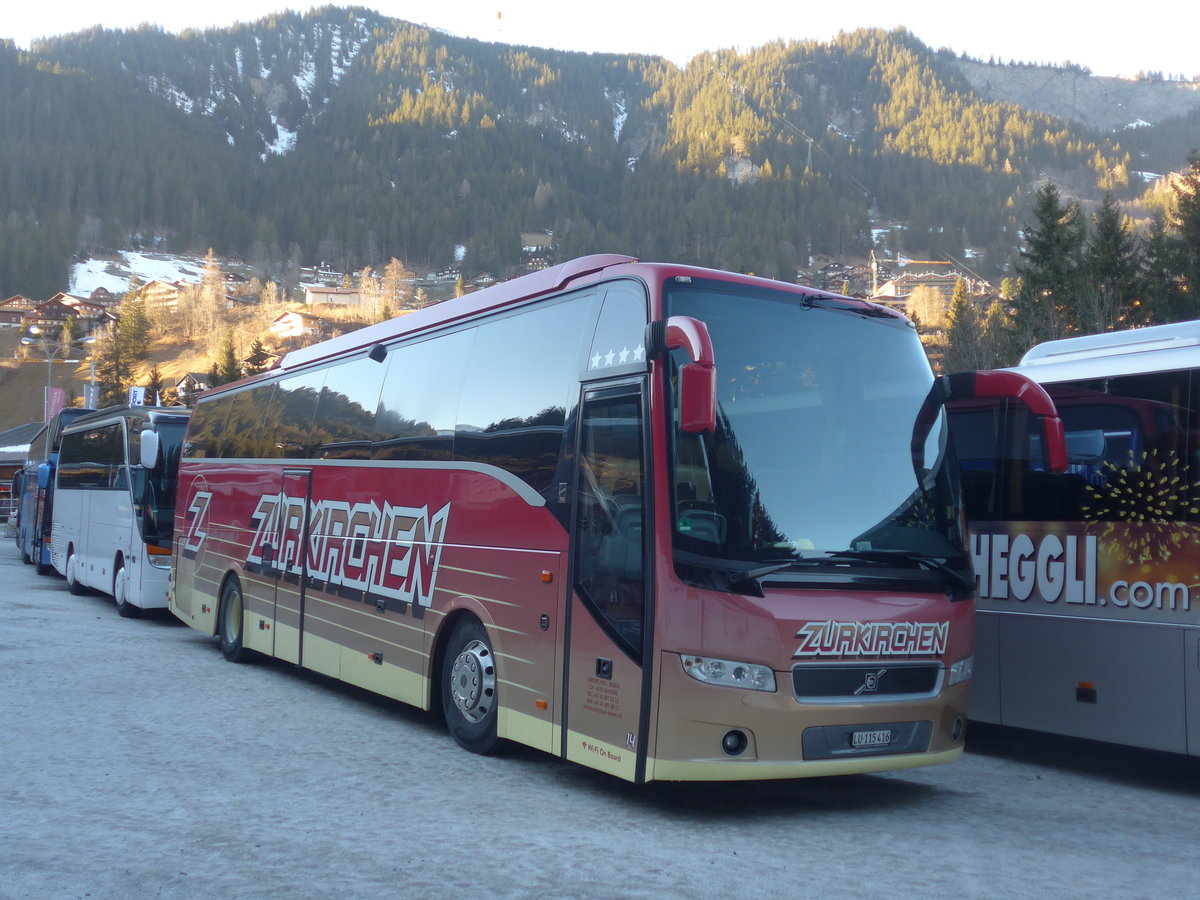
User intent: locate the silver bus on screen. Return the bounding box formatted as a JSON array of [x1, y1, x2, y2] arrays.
[[948, 320, 1200, 754]]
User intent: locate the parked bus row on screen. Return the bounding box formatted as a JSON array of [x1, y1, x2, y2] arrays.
[[16, 255, 1193, 779]]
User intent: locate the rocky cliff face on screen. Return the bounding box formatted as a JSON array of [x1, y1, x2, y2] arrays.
[[953, 59, 1200, 132]]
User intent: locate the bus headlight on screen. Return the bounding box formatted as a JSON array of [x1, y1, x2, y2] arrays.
[[681, 655, 776, 692], [948, 654, 974, 686]]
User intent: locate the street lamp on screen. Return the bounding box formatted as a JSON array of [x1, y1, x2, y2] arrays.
[[20, 325, 96, 422]]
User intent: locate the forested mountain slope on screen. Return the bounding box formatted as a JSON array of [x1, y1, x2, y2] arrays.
[[2, 6, 1196, 299]]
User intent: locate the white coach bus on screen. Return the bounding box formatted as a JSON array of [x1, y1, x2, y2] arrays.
[[52, 405, 190, 617], [948, 320, 1200, 755]]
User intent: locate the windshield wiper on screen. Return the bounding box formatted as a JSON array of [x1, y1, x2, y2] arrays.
[[828, 549, 976, 594]]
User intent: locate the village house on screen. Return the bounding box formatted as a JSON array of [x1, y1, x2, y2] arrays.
[[304, 286, 361, 307], [270, 310, 324, 340], [25, 299, 77, 331], [88, 286, 118, 306], [174, 372, 211, 403], [0, 295, 35, 329], [141, 279, 192, 311]]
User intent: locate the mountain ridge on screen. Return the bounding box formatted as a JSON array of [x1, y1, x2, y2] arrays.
[[2, 10, 1196, 300]]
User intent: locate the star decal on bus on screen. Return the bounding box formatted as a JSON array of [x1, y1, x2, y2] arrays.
[[589, 343, 645, 369]]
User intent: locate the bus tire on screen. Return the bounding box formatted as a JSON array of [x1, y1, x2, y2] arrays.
[[65, 549, 87, 596], [217, 576, 252, 663], [113, 560, 141, 619], [441, 617, 500, 755]]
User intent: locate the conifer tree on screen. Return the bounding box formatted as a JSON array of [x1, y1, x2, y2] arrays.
[[146, 364, 164, 405], [943, 278, 985, 373], [981, 297, 1021, 368], [1014, 183, 1084, 344], [217, 330, 241, 384], [1170, 152, 1200, 320], [93, 322, 131, 408], [1079, 193, 1141, 333], [243, 337, 273, 376]]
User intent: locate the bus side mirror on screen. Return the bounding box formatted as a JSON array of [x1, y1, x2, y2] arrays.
[[140, 431, 160, 469], [939, 370, 1068, 473], [37, 463, 51, 490], [660, 316, 716, 434]]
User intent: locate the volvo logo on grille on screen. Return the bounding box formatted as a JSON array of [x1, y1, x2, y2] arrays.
[[853, 668, 888, 695]]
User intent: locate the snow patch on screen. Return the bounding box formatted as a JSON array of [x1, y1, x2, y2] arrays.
[[70, 252, 212, 296], [606, 89, 628, 142]]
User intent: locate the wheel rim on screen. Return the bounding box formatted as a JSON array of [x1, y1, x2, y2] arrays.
[[114, 567, 126, 606], [222, 585, 242, 644], [449, 639, 495, 723], [67, 553, 77, 587]]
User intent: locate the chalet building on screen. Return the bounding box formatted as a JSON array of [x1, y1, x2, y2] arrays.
[[141, 279, 192, 311], [56, 294, 107, 319], [174, 372, 211, 403], [304, 286, 361, 307], [872, 273, 961, 307], [270, 310, 327, 340], [25, 299, 76, 330], [0, 295, 34, 329], [47, 291, 88, 307], [88, 286, 117, 306]]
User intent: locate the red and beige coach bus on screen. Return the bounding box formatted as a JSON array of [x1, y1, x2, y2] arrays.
[[947, 319, 1200, 755], [169, 254, 1060, 782]]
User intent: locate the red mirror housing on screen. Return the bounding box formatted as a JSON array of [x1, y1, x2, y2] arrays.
[[944, 370, 1068, 473], [664, 316, 716, 433]]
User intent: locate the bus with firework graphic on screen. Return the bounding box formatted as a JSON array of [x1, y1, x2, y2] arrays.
[[947, 320, 1200, 755]]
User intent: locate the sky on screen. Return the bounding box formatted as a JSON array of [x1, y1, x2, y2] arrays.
[[4, 1, 1196, 81]]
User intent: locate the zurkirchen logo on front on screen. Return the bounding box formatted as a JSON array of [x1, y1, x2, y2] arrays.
[[793, 620, 948, 658]]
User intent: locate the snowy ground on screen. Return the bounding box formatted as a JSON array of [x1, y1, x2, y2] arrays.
[[70, 252, 214, 297], [1, 538, 1197, 899]]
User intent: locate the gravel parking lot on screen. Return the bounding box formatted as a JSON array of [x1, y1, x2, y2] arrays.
[[2, 539, 1197, 899]]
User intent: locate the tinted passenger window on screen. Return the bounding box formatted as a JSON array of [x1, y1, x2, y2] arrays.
[[263, 371, 325, 458], [185, 393, 235, 458], [455, 298, 595, 496], [374, 331, 472, 462], [313, 354, 388, 459]]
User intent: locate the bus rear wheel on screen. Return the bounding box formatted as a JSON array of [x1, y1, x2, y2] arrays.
[[441, 618, 500, 755], [65, 549, 87, 596], [217, 577, 252, 663], [113, 561, 141, 619]]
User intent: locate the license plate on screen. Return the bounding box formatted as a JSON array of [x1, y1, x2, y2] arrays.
[[851, 729, 892, 749]]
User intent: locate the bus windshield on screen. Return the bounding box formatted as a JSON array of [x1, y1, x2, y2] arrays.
[[666, 282, 966, 588], [131, 420, 188, 548]]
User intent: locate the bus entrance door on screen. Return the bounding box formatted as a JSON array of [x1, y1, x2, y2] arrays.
[[245, 468, 312, 665], [564, 385, 651, 782]]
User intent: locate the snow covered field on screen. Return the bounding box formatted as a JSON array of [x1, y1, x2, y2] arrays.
[[1, 539, 1196, 899]]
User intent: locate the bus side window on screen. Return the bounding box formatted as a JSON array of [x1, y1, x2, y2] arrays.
[[314, 354, 388, 460], [374, 331, 471, 462]]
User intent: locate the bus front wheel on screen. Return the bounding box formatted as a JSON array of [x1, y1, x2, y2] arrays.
[[441, 618, 500, 755], [217, 577, 252, 663], [113, 561, 141, 619], [65, 549, 87, 596]]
